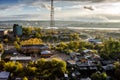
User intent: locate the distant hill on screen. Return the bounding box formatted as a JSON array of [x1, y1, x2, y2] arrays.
[[0, 20, 120, 28]]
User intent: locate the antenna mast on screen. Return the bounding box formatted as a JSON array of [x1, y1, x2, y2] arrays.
[[50, 0, 54, 28]]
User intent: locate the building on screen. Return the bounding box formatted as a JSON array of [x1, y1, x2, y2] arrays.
[[88, 38, 102, 44], [13, 24, 22, 36], [0, 29, 8, 39], [41, 50, 53, 58], [21, 44, 49, 57], [0, 71, 10, 80], [10, 56, 32, 63]]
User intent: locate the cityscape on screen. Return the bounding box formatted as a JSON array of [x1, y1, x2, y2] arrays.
[[0, 0, 120, 80]]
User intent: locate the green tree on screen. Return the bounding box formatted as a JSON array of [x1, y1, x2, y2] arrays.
[[0, 43, 4, 54], [4, 61, 23, 76], [101, 38, 120, 59], [14, 41, 21, 50], [23, 76, 28, 80], [114, 62, 120, 80], [91, 72, 107, 80], [35, 58, 67, 78], [0, 60, 5, 71], [16, 36, 20, 42]]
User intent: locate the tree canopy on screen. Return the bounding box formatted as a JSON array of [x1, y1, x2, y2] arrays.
[[21, 38, 43, 45]]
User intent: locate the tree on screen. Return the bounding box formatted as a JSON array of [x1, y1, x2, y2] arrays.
[[23, 76, 28, 80], [34, 32, 41, 38], [26, 66, 37, 76], [22, 27, 33, 36], [3, 38, 8, 44], [91, 72, 107, 80], [100, 38, 120, 59], [114, 62, 120, 80], [114, 69, 120, 80], [0, 43, 4, 53], [20, 38, 43, 45], [4, 61, 23, 76], [35, 58, 67, 78], [0, 60, 5, 71], [16, 36, 20, 42], [14, 41, 21, 50]]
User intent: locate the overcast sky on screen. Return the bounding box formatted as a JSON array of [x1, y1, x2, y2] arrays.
[[0, 0, 120, 22]]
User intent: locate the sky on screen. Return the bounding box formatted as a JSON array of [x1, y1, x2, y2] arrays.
[[0, 0, 120, 22]]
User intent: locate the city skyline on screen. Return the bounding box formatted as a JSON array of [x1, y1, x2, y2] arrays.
[[0, 0, 120, 22]]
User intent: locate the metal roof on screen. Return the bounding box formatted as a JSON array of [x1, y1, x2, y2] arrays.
[[0, 71, 10, 79], [10, 56, 32, 61]]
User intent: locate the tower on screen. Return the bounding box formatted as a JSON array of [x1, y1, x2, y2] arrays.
[[13, 24, 22, 37], [50, 0, 54, 28]]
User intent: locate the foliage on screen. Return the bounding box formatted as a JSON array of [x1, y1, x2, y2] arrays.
[[0, 43, 3, 53], [100, 38, 120, 59], [91, 72, 108, 80], [35, 58, 67, 77], [22, 76, 28, 80], [4, 61, 23, 76], [55, 41, 95, 54], [0, 60, 5, 71], [114, 62, 120, 80], [114, 62, 120, 69], [3, 38, 8, 44], [22, 27, 33, 36], [14, 41, 21, 50], [16, 36, 20, 42], [20, 38, 43, 45]]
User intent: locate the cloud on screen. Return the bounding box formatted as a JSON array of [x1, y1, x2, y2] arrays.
[[0, 13, 50, 21]]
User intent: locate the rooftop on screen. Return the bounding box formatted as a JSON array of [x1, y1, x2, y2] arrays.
[[0, 71, 10, 79], [10, 56, 32, 61]]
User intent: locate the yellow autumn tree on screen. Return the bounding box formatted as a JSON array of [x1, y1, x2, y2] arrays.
[[20, 38, 43, 45], [0, 43, 3, 53]]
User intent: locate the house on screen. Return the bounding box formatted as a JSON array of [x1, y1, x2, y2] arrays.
[[0, 71, 10, 80], [83, 49, 92, 54], [0, 29, 8, 40], [40, 50, 53, 58], [102, 64, 114, 71], [88, 38, 102, 44], [70, 52, 81, 59], [0, 29, 8, 36], [21, 44, 49, 56], [10, 56, 32, 63], [67, 60, 76, 66], [76, 61, 98, 71]]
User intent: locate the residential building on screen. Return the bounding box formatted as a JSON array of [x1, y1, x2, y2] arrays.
[[13, 24, 22, 36]]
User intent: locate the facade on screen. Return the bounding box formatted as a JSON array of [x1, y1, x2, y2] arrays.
[[0, 29, 8, 38], [13, 24, 22, 36], [41, 50, 53, 58], [21, 44, 49, 57]]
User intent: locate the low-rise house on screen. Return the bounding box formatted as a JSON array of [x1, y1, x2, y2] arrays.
[[70, 52, 81, 59], [76, 61, 98, 71], [40, 50, 53, 58], [21, 44, 49, 56], [0, 71, 10, 80], [102, 64, 114, 71], [88, 38, 102, 44], [67, 60, 76, 66], [101, 60, 115, 66], [10, 56, 32, 63], [0, 29, 8, 37]]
